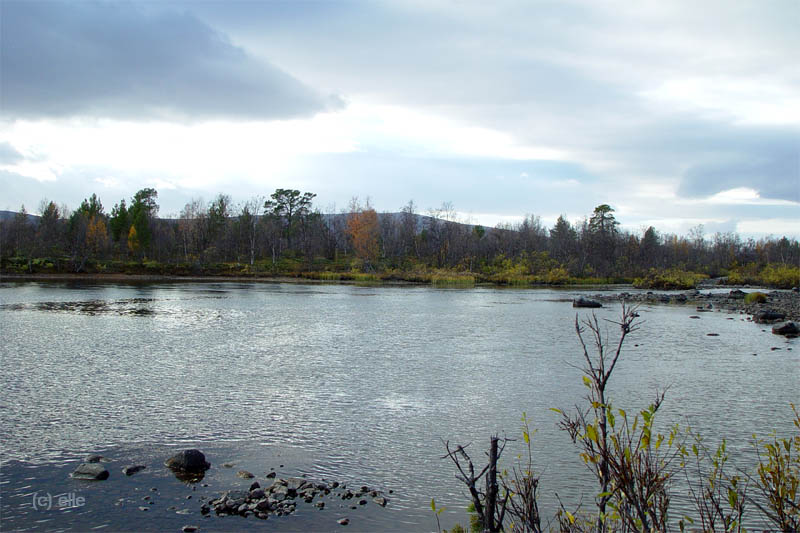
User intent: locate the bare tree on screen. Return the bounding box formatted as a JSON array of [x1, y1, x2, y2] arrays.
[[443, 436, 510, 533], [558, 305, 683, 532]]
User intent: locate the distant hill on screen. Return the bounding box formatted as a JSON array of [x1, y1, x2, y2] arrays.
[[0, 210, 39, 223], [0, 209, 491, 234]]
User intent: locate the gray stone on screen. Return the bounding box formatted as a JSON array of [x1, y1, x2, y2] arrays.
[[71, 463, 109, 480], [165, 449, 210, 474], [772, 322, 800, 337], [271, 487, 288, 501], [255, 499, 272, 512], [237, 470, 254, 479], [573, 297, 602, 308], [373, 496, 388, 507], [250, 488, 265, 499], [755, 310, 786, 324], [122, 465, 146, 476], [337, 518, 350, 526], [286, 477, 308, 491]]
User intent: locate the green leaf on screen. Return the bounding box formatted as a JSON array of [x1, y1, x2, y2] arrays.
[[692, 444, 699, 457], [728, 488, 738, 509], [431, 498, 436, 511], [550, 408, 562, 415], [565, 510, 576, 524], [523, 431, 530, 444], [583, 376, 592, 388], [586, 424, 598, 443]]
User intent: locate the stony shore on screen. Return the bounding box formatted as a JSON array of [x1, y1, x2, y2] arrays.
[[64, 449, 391, 530], [589, 288, 800, 323]]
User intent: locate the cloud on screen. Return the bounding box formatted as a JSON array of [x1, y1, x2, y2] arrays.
[[0, 142, 23, 164], [677, 129, 799, 203], [0, 1, 342, 121]]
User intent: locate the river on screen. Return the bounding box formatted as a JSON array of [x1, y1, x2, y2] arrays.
[[1, 281, 797, 531]]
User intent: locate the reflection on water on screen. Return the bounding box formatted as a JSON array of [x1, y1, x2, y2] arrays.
[[0, 281, 797, 530]]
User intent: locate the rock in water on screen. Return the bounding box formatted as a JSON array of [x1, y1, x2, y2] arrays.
[[572, 297, 602, 308], [373, 496, 388, 507], [165, 450, 210, 474], [71, 463, 109, 480], [237, 470, 254, 479], [122, 465, 147, 476], [772, 322, 800, 337], [754, 310, 786, 324]]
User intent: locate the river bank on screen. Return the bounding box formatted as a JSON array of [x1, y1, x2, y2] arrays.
[[590, 288, 800, 322]]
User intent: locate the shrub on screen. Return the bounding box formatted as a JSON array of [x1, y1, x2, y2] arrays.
[[744, 291, 768, 304], [759, 264, 800, 289], [633, 268, 708, 290]]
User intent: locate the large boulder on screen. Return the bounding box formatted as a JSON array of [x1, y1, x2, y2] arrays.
[[772, 322, 800, 337], [754, 310, 786, 324], [165, 449, 210, 475], [572, 297, 602, 308], [71, 463, 109, 480]]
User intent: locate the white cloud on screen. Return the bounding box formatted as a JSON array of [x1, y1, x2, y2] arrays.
[[681, 187, 799, 207], [641, 78, 800, 125], [737, 218, 800, 237]]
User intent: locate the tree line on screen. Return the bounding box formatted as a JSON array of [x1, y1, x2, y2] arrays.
[[1, 187, 798, 286]]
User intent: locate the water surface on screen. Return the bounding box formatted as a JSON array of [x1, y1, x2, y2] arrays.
[[1, 281, 797, 530]]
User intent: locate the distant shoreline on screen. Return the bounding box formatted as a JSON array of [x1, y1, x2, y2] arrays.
[[3, 272, 797, 322]]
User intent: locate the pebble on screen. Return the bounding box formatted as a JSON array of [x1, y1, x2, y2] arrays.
[[337, 518, 350, 526]]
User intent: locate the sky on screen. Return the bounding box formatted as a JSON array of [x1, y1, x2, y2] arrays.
[[1, 0, 798, 239]]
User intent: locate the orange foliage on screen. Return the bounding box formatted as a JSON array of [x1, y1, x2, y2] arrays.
[[347, 207, 380, 263], [127, 225, 140, 254], [86, 217, 109, 256]]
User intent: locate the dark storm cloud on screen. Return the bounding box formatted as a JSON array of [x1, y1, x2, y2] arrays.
[[0, 1, 341, 121], [674, 125, 799, 203]]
